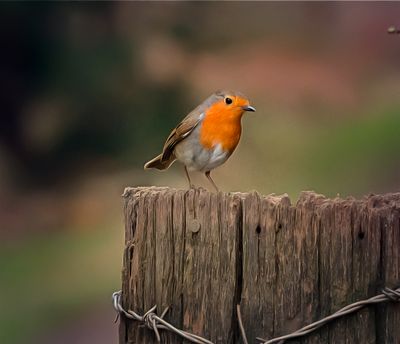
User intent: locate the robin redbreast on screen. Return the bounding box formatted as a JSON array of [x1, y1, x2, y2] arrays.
[[144, 90, 256, 191]]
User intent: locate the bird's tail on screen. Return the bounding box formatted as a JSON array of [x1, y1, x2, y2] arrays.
[[144, 154, 176, 170]]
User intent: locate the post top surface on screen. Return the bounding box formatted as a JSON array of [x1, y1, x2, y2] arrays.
[[122, 186, 400, 209]]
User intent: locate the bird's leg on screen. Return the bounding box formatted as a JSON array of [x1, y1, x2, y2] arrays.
[[184, 166, 195, 189], [205, 171, 219, 192]]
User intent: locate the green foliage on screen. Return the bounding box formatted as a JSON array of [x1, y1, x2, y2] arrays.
[[0, 224, 122, 343], [306, 108, 400, 196]]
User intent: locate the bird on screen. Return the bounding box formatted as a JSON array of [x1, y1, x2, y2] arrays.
[[144, 90, 256, 191]]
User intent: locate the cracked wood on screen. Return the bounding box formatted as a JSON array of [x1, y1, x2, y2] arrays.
[[120, 187, 400, 344]]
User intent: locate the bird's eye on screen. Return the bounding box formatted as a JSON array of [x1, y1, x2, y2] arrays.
[[225, 97, 233, 105]]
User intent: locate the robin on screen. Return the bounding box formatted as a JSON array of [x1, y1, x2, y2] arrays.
[[144, 90, 256, 191]]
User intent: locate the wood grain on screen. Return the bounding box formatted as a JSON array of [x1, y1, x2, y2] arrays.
[[119, 187, 400, 344]]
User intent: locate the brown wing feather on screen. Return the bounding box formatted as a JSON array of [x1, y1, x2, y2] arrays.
[[158, 92, 223, 162], [161, 109, 203, 162]]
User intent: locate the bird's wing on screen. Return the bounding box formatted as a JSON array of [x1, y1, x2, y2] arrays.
[[161, 109, 204, 162], [160, 92, 222, 162]]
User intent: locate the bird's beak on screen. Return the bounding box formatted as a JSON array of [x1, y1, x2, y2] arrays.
[[242, 105, 256, 112]]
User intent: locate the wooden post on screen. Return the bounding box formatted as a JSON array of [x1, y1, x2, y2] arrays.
[[119, 187, 400, 344]]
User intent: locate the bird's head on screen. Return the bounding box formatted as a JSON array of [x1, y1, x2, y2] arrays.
[[206, 90, 256, 119]]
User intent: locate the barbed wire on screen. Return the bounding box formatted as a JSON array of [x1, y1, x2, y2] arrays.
[[237, 304, 249, 344], [257, 287, 400, 344], [112, 291, 213, 344], [113, 287, 400, 344]]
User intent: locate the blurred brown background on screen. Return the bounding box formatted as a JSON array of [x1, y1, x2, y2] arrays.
[[1, 2, 400, 343]]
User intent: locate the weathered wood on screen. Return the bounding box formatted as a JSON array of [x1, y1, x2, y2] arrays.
[[120, 187, 400, 344]]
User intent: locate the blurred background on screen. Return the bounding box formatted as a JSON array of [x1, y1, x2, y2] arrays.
[[1, 2, 400, 343]]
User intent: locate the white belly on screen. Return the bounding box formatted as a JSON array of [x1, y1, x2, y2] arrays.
[[174, 127, 230, 172]]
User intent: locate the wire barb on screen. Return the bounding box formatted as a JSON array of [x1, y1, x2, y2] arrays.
[[113, 287, 399, 344], [112, 290, 213, 344], [257, 287, 400, 344]]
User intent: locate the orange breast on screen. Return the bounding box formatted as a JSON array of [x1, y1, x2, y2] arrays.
[[200, 101, 243, 153]]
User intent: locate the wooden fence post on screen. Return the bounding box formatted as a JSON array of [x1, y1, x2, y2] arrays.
[[119, 187, 400, 343]]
